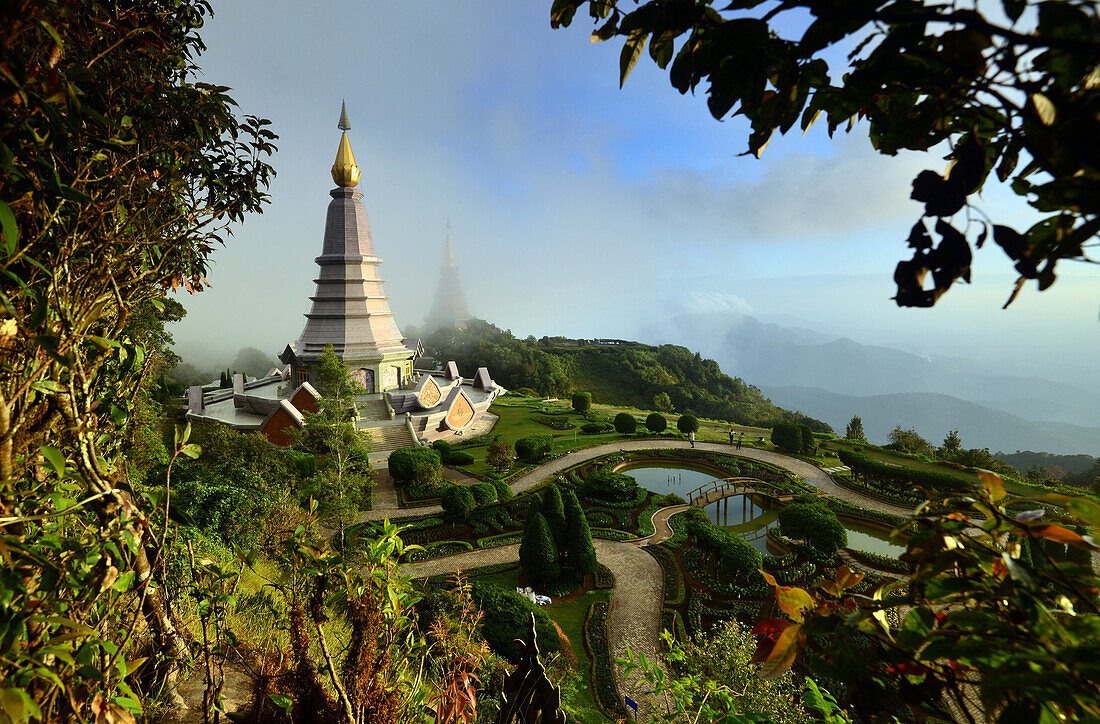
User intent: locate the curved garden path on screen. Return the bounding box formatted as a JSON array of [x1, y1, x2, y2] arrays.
[[388, 440, 916, 720]]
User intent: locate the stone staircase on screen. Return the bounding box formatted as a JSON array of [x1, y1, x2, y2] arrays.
[[356, 396, 393, 424], [364, 421, 416, 456]]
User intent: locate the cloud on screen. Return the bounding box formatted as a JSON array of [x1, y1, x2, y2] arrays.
[[635, 134, 934, 242], [664, 291, 755, 316]]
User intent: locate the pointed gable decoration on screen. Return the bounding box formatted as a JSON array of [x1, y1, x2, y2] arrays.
[[444, 360, 460, 381], [415, 374, 442, 409], [442, 386, 476, 431]]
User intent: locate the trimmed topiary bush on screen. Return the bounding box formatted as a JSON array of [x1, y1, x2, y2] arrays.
[[771, 422, 803, 453], [515, 434, 553, 463], [645, 412, 667, 433], [440, 484, 476, 519], [582, 470, 640, 502], [447, 451, 475, 466], [470, 482, 498, 507], [388, 446, 443, 483], [614, 412, 637, 434], [490, 477, 513, 502], [571, 392, 592, 414], [687, 519, 763, 579], [778, 501, 847, 560], [798, 423, 815, 452], [431, 439, 452, 462], [677, 415, 700, 435]]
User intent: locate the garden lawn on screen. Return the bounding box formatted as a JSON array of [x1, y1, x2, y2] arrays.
[[470, 567, 612, 724]]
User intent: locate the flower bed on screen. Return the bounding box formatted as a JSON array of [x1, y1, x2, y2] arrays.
[[424, 561, 518, 586], [583, 601, 626, 718], [594, 563, 615, 590]]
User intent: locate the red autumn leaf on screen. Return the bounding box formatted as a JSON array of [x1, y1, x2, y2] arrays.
[[759, 623, 804, 680], [1030, 524, 1100, 551]]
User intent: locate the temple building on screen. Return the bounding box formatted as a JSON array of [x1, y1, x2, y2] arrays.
[[423, 223, 472, 332], [277, 101, 416, 393], [185, 103, 504, 453]]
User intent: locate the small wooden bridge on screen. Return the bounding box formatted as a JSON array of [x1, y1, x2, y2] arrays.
[[686, 477, 795, 507]]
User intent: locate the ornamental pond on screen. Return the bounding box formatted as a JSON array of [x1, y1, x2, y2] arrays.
[[618, 462, 906, 558]]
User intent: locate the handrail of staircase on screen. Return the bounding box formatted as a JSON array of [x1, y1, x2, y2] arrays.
[[405, 412, 423, 447]]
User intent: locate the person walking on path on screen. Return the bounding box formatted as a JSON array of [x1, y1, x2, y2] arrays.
[[729, 428, 735, 445], [689, 430, 695, 448], [737, 432, 744, 449]]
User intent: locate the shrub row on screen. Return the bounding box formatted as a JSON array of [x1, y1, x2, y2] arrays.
[[647, 544, 684, 606], [583, 601, 625, 718], [687, 519, 763, 578], [594, 563, 615, 590], [832, 473, 923, 508], [591, 528, 637, 541], [424, 562, 518, 586], [403, 540, 473, 563], [477, 531, 524, 548], [837, 448, 973, 494], [533, 416, 574, 431], [823, 499, 907, 527], [845, 548, 913, 574]]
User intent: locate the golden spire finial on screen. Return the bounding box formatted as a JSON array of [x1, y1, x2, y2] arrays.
[[331, 100, 360, 187]]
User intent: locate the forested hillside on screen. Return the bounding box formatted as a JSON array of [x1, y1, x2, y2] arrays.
[[419, 321, 830, 431]]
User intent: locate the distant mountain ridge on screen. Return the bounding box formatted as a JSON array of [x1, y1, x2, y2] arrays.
[[641, 312, 1100, 455], [761, 386, 1100, 456]]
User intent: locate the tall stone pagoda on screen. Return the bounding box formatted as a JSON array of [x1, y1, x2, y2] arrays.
[[424, 223, 472, 332], [279, 102, 415, 394]]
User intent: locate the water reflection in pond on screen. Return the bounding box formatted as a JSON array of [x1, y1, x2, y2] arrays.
[[619, 462, 904, 558]]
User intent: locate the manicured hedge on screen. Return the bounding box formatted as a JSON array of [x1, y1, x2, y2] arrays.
[[441, 485, 476, 518], [581, 470, 640, 503], [403, 539, 473, 562], [470, 482, 498, 506], [778, 501, 847, 560], [614, 412, 637, 434], [687, 519, 763, 578], [447, 451, 475, 466], [580, 422, 613, 434], [388, 446, 443, 483], [837, 447, 973, 494], [583, 601, 626, 718], [477, 531, 524, 548], [515, 434, 553, 463]]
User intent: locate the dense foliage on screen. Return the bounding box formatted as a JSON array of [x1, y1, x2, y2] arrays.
[[770, 422, 808, 453], [515, 433, 553, 463], [645, 412, 667, 433], [571, 392, 591, 414], [519, 510, 560, 586], [777, 501, 847, 560], [837, 447, 973, 494], [0, 1, 276, 716], [613, 412, 637, 434], [582, 470, 641, 502], [687, 518, 763, 579], [388, 446, 444, 487], [844, 415, 867, 443], [676, 414, 700, 435], [562, 489, 598, 576], [441, 484, 477, 518], [552, 0, 1100, 309], [422, 322, 829, 430], [754, 473, 1100, 721]]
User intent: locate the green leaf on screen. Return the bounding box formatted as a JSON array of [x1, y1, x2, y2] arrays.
[[39, 446, 65, 477], [1031, 93, 1056, 126], [269, 693, 293, 714], [179, 443, 202, 459], [0, 199, 18, 257], [619, 30, 647, 88]]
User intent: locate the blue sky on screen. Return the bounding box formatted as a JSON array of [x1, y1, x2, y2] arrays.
[[170, 1, 1098, 383]]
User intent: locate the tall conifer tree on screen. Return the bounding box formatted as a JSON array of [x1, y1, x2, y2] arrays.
[[519, 511, 560, 586], [541, 482, 568, 549], [563, 489, 597, 576]]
